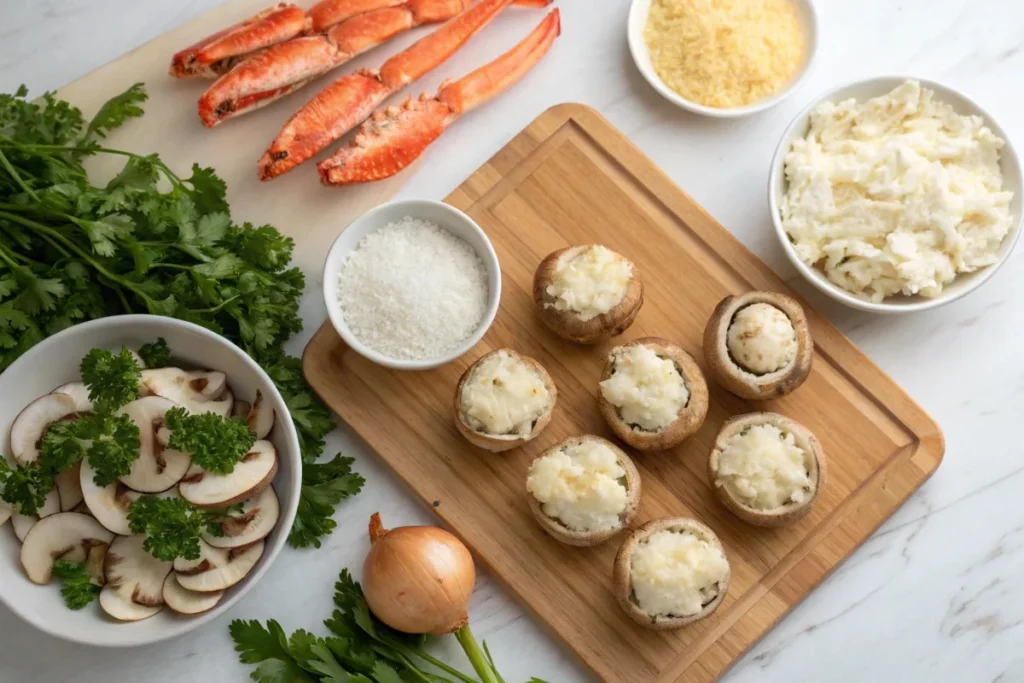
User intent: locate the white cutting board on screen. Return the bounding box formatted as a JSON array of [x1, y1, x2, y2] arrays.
[[56, 0, 406, 275]]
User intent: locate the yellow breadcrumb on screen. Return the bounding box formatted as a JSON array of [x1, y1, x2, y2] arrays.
[[644, 0, 806, 109]]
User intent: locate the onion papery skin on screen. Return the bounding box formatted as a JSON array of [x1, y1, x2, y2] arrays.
[[363, 524, 475, 636]]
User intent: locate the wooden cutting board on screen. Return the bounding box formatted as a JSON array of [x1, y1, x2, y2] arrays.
[[55, 0, 405, 275], [302, 104, 944, 683]]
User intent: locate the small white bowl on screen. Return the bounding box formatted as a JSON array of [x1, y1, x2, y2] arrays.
[[323, 199, 501, 370], [627, 0, 818, 118], [0, 315, 301, 647], [769, 76, 1024, 313]]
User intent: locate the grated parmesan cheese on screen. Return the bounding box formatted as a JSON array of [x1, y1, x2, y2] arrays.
[[336, 217, 488, 360], [644, 0, 805, 109]]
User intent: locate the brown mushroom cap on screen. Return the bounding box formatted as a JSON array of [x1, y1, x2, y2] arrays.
[[612, 517, 730, 630], [703, 291, 812, 400], [454, 349, 557, 453], [598, 337, 709, 451], [526, 436, 641, 547], [533, 245, 644, 344], [708, 412, 826, 527]]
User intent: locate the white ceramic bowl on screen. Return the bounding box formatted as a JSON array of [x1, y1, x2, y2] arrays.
[[627, 0, 818, 118], [0, 315, 300, 646], [769, 76, 1024, 313], [323, 198, 501, 371]]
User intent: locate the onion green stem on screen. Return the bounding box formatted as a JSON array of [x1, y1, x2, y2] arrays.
[[454, 625, 501, 683]]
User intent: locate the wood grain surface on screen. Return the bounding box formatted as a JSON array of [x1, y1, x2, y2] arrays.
[[302, 104, 944, 683]]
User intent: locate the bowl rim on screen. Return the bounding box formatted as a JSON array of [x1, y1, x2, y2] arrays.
[[626, 0, 820, 118], [768, 74, 1024, 313], [322, 198, 501, 371], [0, 314, 301, 646]]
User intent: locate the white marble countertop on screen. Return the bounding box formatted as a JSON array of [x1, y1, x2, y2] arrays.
[[3, 1, 1024, 681]]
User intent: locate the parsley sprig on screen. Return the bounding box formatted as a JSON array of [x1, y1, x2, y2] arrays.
[[79, 346, 140, 412], [52, 559, 101, 610], [137, 337, 170, 368], [0, 84, 361, 549], [127, 495, 226, 562], [231, 570, 550, 683], [165, 407, 255, 474]]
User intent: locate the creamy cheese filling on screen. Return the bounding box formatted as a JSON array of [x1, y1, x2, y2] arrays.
[[526, 440, 628, 532], [726, 303, 797, 374], [461, 351, 550, 437], [716, 424, 812, 510], [630, 529, 728, 617], [599, 345, 688, 431], [544, 245, 633, 321]]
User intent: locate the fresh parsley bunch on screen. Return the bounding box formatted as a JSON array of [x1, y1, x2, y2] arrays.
[[0, 84, 360, 548], [231, 570, 550, 683]]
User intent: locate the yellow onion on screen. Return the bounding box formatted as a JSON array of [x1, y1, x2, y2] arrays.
[[363, 512, 476, 635]]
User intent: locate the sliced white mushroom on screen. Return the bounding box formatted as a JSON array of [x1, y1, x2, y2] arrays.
[[10, 393, 80, 464], [117, 396, 192, 493], [174, 538, 264, 592], [81, 459, 180, 535], [56, 461, 84, 511], [162, 573, 223, 614], [246, 390, 275, 439], [100, 534, 171, 620], [52, 382, 94, 412], [12, 486, 62, 541], [203, 486, 279, 549], [140, 368, 233, 417], [84, 540, 108, 586], [179, 440, 277, 509], [20, 512, 114, 584], [232, 400, 251, 419], [192, 371, 228, 399]]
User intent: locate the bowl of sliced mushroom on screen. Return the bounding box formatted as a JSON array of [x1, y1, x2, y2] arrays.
[[0, 315, 300, 646]]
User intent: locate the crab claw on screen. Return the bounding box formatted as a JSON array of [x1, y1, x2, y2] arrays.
[[258, 0, 534, 179], [319, 8, 559, 186], [170, 4, 309, 79]]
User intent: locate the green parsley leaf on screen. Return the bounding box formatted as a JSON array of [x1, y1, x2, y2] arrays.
[[0, 457, 50, 516], [79, 347, 140, 412], [137, 337, 170, 368], [288, 456, 364, 549], [127, 495, 220, 562], [230, 619, 316, 683], [84, 82, 147, 140], [47, 412, 141, 488], [164, 407, 255, 474], [52, 559, 100, 610]]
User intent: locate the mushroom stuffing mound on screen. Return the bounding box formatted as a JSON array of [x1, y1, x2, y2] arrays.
[[598, 337, 709, 450], [533, 244, 644, 344], [526, 435, 642, 547], [708, 412, 825, 527], [0, 341, 282, 620], [613, 517, 730, 630], [704, 291, 812, 400], [454, 349, 556, 452]]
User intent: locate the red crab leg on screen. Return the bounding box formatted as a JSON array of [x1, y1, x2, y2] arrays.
[[198, 5, 439, 127], [257, 0, 550, 180], [170, 4, 309, 79], [319, 8, 559, 186], [308, 0, 409, 33]]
